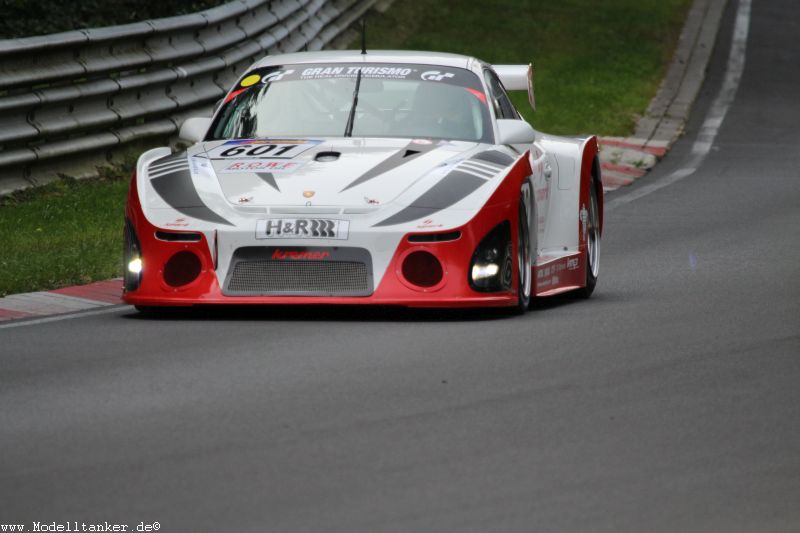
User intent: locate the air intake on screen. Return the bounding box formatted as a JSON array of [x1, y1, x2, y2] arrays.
[[223, 247, 373, 297]]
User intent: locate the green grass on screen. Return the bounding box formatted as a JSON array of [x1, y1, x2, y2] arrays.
[[0, 0, 691, 295], [0, 173, 129, 296], [367, 0, 691, 135]]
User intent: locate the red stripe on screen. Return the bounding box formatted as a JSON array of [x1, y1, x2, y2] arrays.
[[51, 279, 123, 304], [224, 88, 248, 104], [465, 88, 487, 104], [599, 138, 668, 157], [0, 308, 35, 320]]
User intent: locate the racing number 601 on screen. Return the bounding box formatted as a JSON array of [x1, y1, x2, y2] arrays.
[[219, 144, 297, 157]]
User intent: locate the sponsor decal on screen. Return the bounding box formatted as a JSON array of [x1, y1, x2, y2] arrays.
[[256, 218, 350, 240], [364, 196, 380, 205], [165, 218, 190, 228], [244, 64, 486, 89], [302, 66, 346, 77], [299, 66, 414, 80], [207, 139, 321, 160], [262, 69, 295, 83], [537, 257, 579, 287], [220, 160, 301, 174], [416, 218, 444, 229], [240, 74, 261, 87], [421, 70, 455, 82], [271, 249, 331, 260], [238, 196, 253, 204]]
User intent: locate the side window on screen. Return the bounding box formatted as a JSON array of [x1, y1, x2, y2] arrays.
[[484, 70, 518, 119]]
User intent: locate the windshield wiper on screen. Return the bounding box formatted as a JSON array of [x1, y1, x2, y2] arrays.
[[343, 68, 362, 137]]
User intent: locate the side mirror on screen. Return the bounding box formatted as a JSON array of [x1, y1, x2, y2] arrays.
[[179, 117, 212, 144], [496, 119, 536, 145]]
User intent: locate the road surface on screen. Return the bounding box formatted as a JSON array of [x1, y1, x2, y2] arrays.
[[2, 1, 798, 531]]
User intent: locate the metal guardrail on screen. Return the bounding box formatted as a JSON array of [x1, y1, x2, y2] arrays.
[[0, 0, 376, 193]]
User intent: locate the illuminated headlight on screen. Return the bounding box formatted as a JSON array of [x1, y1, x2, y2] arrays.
[[127, 257, 143, 274], [471, 262, 499, 281], [469, 221, 512, 292], [123, 218, 143, 292]]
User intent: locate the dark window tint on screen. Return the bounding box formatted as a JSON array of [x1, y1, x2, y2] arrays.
[[484, 70, 518, 119]]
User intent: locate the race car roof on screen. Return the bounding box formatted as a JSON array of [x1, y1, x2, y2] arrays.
[[251, 50, 478, 70]]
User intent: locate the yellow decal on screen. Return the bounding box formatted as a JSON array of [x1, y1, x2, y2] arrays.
[[240, 74, 261, 87]]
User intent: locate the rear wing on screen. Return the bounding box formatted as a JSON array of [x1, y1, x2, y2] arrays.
[[493, 64, 536, 111]]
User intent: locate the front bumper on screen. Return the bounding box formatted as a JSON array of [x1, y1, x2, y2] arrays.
[[122, 196, 520, 309]]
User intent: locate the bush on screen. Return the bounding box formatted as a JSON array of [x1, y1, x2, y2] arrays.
[[0, 0, 229, 38]]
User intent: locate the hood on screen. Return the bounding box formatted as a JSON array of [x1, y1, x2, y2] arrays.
[[189, 137, 483, 209]]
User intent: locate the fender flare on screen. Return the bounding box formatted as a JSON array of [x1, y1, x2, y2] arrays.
[[578, 136, 603, 244]]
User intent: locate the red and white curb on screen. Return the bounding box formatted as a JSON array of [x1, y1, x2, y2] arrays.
[[598, 0, 727, 193], [0, 279, 123, 322], [598, 137, 670, 192]]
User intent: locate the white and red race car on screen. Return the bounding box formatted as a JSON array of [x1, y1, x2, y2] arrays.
[[123, 50, 603, 313]]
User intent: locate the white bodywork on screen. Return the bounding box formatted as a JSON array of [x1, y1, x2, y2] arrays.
[[135, 50, 591, 290]]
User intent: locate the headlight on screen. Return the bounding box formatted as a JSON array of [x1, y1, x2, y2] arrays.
[[469, 221, 513, 292], [471, 262, 499, 280], [123, 217, 142, 292], [127, 257, 143, 274]]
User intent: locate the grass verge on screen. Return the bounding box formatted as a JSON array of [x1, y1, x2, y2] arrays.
[[0, 0, 691, 296], [0, 171, 129, 297], [367, 0, 692, 136]]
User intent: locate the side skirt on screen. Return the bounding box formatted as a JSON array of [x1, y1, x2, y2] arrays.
[[533, 252, 584, 297]]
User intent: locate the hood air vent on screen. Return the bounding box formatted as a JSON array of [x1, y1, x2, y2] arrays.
[[315, 151, 340, 162]]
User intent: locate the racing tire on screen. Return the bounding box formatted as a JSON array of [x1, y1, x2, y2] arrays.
[[512, 182, 534, 314], [578, 174, 601, 298]]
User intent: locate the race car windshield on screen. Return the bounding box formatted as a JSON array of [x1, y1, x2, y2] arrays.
[[208, 63, 493, 143]]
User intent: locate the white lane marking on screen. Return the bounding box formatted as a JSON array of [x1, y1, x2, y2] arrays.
[[0, 292, 109, 314], [0, 305, 132, 330], [606, 0, 751, 210]]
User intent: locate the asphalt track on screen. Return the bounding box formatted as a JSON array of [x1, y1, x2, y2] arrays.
[[2, 1, 799, 531]]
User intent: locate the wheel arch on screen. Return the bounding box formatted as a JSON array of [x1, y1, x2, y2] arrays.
[[578, 136, 601, 245], [591, 152, 604, 236]]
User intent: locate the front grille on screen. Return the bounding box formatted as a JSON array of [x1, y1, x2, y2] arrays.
[[223, 247, 373, 296]]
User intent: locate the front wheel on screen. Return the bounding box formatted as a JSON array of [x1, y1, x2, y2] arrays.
[[513, 182, 533, 314], [578, 176, 601, 298]]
